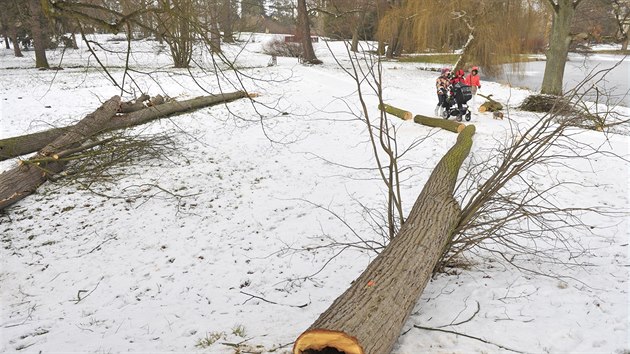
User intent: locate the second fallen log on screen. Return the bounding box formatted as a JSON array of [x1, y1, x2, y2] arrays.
[[0, 96, 122, 211], [414, 115, 466, 133], [0, 91, 247, 162], [293, 125, 476, 354], [378, 103, 412, 120]]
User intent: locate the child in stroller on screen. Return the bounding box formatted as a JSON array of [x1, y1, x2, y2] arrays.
[[440, 69, 473, 122]]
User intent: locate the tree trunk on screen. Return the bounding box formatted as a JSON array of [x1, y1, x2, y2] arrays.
[[0, 96, 121, 211], [622, 35, 628, 51], [71, 32, 79, 49], [296, 0, 321, 64], [28, 0, 50, 69], [293, 125, 476, 354], [0, 128, 68, 161], [413, 115, 467, 133], [221, 0, 234, 43], [1, 20, 9, 49], [0, 91, 247, 162], [9, 23, 23, 57], [209, 1, 222, 54], [210, 17, 222, 53], [375, 0, 388, 56], [541, 0, 577, 96], [350, 11, 367, 53], [453, 33, 474, 72]]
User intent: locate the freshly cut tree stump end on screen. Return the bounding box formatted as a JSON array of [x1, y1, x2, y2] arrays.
[[293, 329, 364, 354], [478, 105, 487, 113], [457, 124, 466, 133]]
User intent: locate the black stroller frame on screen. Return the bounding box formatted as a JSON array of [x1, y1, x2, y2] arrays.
[[441, 83, 473, 121]]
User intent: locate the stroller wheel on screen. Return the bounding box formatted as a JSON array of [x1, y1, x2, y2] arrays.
[[442, 109, 449, 119], [465, 112, 472, 121]]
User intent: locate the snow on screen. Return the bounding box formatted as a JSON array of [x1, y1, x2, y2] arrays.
[[1, 34, 629, 353]]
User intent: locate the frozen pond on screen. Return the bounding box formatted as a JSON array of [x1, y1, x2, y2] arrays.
[[490, 53, 629, 106]]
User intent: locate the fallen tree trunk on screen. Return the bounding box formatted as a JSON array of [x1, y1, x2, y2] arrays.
[[0, 128, 69, 161], [107, 92, 246, 130], [0, 91, 247, 161], [293, 125, 476, 354], [0, 92, 248, 211], [0, 96, 122, 211], [414, 115, 466, 133], [0, 95, 154, 161], [378, 103, 412, 120]]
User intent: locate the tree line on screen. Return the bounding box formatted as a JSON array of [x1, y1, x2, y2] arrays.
[[0, 0, 628, 94]]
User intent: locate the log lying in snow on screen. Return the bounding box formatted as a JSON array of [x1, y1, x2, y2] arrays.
[[293, 125, 476, 354], [0, 91, 248, 211], [378, 103, 412, 120], [0, 127, 69, 161], [0, 91, 247, 161], [478, 93, 503, 113], [0, 96, 122, 211], [0, 95, 153, 161], [414, 114, 466, 133]]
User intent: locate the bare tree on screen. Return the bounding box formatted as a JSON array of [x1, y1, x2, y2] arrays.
[[0, 0, 24, 57], [296, 0, 321, 64], [220, 0, 234, 43], [28, 0, 50, 68], [541, 0, 584, 95], [612, 0, 630, 50]]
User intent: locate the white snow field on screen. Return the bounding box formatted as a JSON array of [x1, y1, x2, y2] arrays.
[[1, 34, 628, 353]]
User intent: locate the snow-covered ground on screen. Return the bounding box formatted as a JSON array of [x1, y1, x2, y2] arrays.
[[0, 34, 629, 353]]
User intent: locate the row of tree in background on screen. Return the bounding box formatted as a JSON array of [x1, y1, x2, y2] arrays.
[[0, 0, 628, 95]]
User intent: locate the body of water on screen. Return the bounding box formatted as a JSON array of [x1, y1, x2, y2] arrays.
[[490, 53, 629, 106]]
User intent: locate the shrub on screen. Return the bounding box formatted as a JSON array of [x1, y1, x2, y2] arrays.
[[262, 38, 303, 58]]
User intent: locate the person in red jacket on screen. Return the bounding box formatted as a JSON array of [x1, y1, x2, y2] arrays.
[[450, 69, 466, 85], [464, 66, 481, 109], [445, 69, 467, 121]]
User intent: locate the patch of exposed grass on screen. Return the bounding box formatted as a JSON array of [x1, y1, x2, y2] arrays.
[[397, 54, 458, 64], [396, 53, 542, 65], [591, 49, 630, 55], [195, 331, 224, 349]]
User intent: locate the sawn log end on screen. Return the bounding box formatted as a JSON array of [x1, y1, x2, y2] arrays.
[[293, 329, 364, 354]]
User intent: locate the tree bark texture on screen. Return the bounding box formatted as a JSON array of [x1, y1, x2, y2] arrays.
[[0, 128, 69, 161], [0, 13, 9, 49], [293, 125, 476, 354], [296, 0, 321, 64], [28, 0, 50, 68], [0, 91, 247, 162], [0, 96, 121, 211], [541, 0, 577, 96], [378, 103, 412, 120], [413, 115, 466, 133], [221, 0, 234, 43]]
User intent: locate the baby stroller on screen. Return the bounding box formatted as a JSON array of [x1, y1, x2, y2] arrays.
[[441, 82, 473, 121]]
